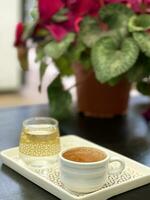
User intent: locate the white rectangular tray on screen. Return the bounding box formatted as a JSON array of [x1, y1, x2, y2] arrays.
[[1, 135, 150, 200]]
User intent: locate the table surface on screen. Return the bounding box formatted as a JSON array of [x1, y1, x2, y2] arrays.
[[1, 95, 150, 200]]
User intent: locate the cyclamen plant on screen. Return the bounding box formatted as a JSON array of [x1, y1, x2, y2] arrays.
[[15, 0, 150, 118]]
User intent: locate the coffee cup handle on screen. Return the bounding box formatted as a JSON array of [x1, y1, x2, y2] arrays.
[[108, 156, 125, 175]]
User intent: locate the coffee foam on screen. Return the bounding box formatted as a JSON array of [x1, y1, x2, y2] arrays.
[[63, 147, 106, 163]]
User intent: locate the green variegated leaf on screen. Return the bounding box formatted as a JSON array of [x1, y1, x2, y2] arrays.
[[54, 42, 86, 75], [128, 65, 148, 82], [133, 32, 150, 57], [23, 21, 36, 40], [31, 7, 39, 20], [79, 29, 101, 47], [52, 8, 68, 22], [127, 53, 150, 82], [108, 75, 124, 86], [137, 81, 150, 95], [38, 62, 48, 92], [100, 3, 133, 29], [40, 62, 47, 81], [88, 29, 127, 44], [79, 16, 101, 47], [23, 6, 39, 39], [44, 33, 75, 59], [55, 56, 73, 76], [52, 15, 68, 22], [128, 14, 150, 32], [79, 16, 125, 48], [80, 49, 92, 70], [70, 42, 86, 61], [35, 47, 45, 62], [36, 29, 49, 37], [91, 37, 139, 83], [47, 76, 72, 119]]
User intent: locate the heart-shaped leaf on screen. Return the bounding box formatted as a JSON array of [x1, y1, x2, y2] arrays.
[[137, 81, 150, 95], [44, 33, 75, 59], [133, 32, 150, 57], [47, 76, 72, 119], [35, 47, 45, 62], [38, 62, 48, 92], [128, 14, 150, 32], [127, 53, 150, 82], [67, 42, 86, 62], [54, 42, 87, 74], [31, 7, 39, 20], [23, 21, 37, 40], [108, 75, 124, 86], [91, 37, 139, 83], [40, 62, 48, 81], [55, 55, 73, 76], [79, 16, 101, 47], [100, 4, 133, 29]]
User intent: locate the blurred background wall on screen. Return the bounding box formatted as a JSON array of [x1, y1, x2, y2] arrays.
[[0, 0, 21, 91], [0, 0, 49, 107]]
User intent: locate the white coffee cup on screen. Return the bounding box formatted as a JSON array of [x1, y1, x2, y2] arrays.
[[59, 146, 125, 193]]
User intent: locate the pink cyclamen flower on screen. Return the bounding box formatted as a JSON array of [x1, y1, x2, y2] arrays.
[[74, 16, 83, 32], [58, 0, 102, 34], [127, 0, 143, 12], [60, 12, 83, 32], [38, 0, 64, 22], [46, 24, 68, 41], [39, 0, 84, 41], [45, 15, 82, 41], [126, 0, 150, 13], [14, 22, 25, 47], [64, 0, 101, 16], [143, 0, 150, 12]]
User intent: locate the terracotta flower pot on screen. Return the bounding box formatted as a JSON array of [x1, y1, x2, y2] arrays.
[[74, 65, 131, 118]]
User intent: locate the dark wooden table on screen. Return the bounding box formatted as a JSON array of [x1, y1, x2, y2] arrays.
[[1, 95, 150, 200]]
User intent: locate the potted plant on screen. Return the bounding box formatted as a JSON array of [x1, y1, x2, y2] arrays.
[[15, 0, 150, 118]]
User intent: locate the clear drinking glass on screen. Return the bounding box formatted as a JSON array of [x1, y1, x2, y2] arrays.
[[19, 117, 60, 168]]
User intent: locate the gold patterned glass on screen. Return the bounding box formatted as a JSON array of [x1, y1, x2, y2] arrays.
[[19, 117, 60, 168]]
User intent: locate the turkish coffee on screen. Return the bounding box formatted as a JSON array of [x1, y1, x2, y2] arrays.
[[62, 147, 106, 163]]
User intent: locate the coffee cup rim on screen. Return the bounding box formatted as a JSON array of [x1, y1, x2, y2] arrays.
[[59, 146, 109, 165]]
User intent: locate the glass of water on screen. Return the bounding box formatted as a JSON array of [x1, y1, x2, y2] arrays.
[[19, 117, 60, 168]]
